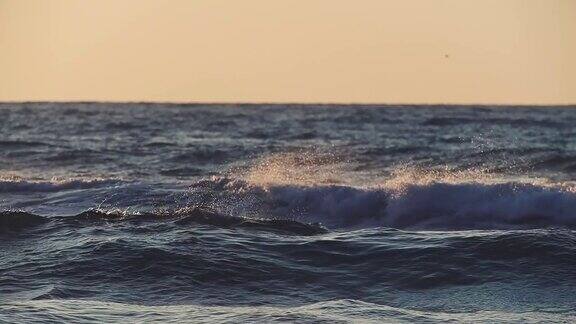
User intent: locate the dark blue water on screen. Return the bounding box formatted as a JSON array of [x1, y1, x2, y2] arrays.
[[1, 103, 576, 322]]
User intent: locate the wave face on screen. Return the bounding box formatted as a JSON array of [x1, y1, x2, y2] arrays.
[[2, 103, 576, 322], [190, 176, 576, 230]]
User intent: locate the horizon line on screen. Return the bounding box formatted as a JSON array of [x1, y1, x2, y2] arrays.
[[1, 100, 575, 108]]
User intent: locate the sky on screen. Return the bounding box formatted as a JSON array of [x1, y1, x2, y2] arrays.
[[1, 0, 575, 104]]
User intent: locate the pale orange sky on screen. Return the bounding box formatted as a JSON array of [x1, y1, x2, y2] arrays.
[[1, 0, 575, 104]]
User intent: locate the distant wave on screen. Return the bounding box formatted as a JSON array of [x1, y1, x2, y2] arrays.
[[0, 140, 52, 148], [71, 209, 326, 235], [422, 117, 563, 128], [0, 178, 120, 193]]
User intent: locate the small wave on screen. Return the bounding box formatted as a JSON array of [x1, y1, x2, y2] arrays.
[[0, 179, 120, 193], [0, 211, 48, 232], [69, 208, 326, 236], [169, 149, 230, 164], [532, 154, 576, 172], [43, 149, 113, 163], [143, 142, 177, 148], [0, 140, 52, 148], [159, 167, 204, 177], [0, 208, 326, 236]]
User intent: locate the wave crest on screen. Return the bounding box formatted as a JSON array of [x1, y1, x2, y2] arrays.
[[192, 175, 576, 230]]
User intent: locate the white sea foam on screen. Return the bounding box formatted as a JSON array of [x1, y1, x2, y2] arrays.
[[197, 160, 576, 230]]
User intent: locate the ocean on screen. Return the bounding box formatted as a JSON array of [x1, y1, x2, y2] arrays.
[[1, 102, 575, 323]]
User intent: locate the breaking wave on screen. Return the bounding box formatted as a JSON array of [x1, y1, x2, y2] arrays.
[[192, 173, 576, 230], [4, 177, 576, 232], [2, 170, 576, 232]]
